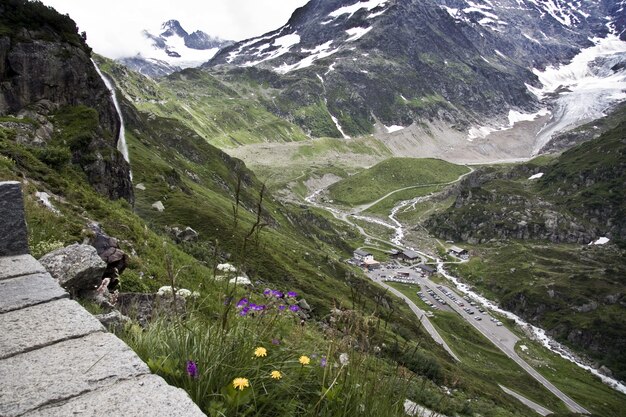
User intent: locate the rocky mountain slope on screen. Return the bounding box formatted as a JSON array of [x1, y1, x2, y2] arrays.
[[0, 0, 132, 202], [426, 109, 626, 378], [203, 0, 624, 139]]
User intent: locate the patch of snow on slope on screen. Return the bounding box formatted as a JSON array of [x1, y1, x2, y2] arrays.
[[367, 9, 388, 19], [508, 108, 549, 125], [385, 125, 405, 133], [530, 34, 626, 153], [525, 0, 579, 27], [329, 0, 389, 19], [345, 26, 373, 42], [589, 237, 610, 245], [275, 41, 338, 74], [242, 33, 301, 67], [331, 115, 351, 139], [528, 172, 544, 179]]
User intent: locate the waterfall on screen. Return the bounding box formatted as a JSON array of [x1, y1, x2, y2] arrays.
[[91, 59, 132, 181]]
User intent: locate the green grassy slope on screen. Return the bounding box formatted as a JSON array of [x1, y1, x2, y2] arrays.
[[327, 158, 470, 206]]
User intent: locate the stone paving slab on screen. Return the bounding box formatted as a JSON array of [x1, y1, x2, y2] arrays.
[[0, 273, 67, 313], [26, 374, 206, 417], [0, 254, 46, 280], [0, 298, 104, 360], [0, 332, 150, 417]]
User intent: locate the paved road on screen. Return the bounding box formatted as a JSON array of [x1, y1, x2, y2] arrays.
[[500, 385, 553, 416], [384, 266, 589, 415], [367, 268, 460, 362]]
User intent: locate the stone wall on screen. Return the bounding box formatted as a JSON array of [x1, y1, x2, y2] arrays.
[[0, 181, 29, 257]]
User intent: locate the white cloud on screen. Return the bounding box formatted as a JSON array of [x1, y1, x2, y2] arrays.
[[40, 0, 309, 58]]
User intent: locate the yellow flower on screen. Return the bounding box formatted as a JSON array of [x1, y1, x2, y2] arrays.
[[270, 370, 282, 380], [299, 355, 310, 365], [254, 347, 267, 358], [232, 377, 250, 391]]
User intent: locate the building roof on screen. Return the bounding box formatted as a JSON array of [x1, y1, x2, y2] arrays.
[[417, 264, 436, 273], [364, 259, 380, 265], [354, 249, 371, 257], [402, 250, 420, 259], [389, 249, 401, 255], [449, 246, 466, 253]]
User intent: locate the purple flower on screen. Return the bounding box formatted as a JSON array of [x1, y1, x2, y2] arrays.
[[186, 360, 198, 378], [320, 357, 327, 368], [287, 291, 298, 298], [240, 306, 250, 317], [272, 290, 284, 298], [263, 288, 272, 296], [289, 305, 300, 312], [249, 303, 257, 310], [236, 298, 248, 309], [253, 304, 265, 311], [278, 305, 286, 311]]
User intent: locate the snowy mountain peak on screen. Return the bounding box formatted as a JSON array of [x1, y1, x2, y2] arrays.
[[160, 19, 189, 39]]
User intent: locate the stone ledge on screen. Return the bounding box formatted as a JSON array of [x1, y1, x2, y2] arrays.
[[0, 255, 46, 281], [0, 332, 150, 417], [0, 181, 29, 257], [0, 273, 68, 313], [0, 298, 105, 360], [27, 374, 206, 417]]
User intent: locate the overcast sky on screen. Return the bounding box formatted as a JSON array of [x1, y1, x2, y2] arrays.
[[40, 0, 309, 58]]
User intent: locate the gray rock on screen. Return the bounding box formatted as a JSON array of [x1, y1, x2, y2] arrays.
[[0, 273, 67, 313], [95, 310, 131, 332], [598, 365, 614, 378], [0, 298, 103, 359], [89, 224, 128, 282], [0, 332, 149, 417], [0, 181, 29, 257], [0, 254, 46, 281], [39, 244, 107, 293], [298, 298, 312, 311], [152, 201, 165, 211], [28, 374, 205, 417], [135, 182, 146, 190], [173, 226, 198, 242]]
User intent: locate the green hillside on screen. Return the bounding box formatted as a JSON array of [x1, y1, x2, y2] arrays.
[[327, 158, 470, 206]]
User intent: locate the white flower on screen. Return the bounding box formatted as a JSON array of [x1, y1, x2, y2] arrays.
[[229, 276, 252, 285], [176, 288, 192, 298], [157, 286, 173, 296], [217, 263, 237, 272], [191, 291, 200, 298], [339, 353, 349, 366]]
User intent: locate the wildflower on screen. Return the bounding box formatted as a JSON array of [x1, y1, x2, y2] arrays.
[[289, 305, 300, 312], [272, 290, 284, 298], [176, 288, 192, 298], [287, 291, 298, 298], [239, 306, 250, 317], [191, 291, 200, 298], [157, 286, 173, 296], [253, 304, 265, 311], [299, 355, 310, 365], [254, 347, 268, 358], [278, 305, 286, 311], [232, 377, 249, 391], [186, 360, 198, 378], [270, 370, 282, 380], [320, 356, 327, 367], [263, 288, 272, 296], [249, 303, 258, 310], [236, 298, 248, 308], [339, 353, 349, 366], [217, 263, 236, 272]]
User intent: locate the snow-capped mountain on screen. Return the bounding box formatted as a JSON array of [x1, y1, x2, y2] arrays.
[[119, 20, 233, 77], [203, 0, 626, 143]]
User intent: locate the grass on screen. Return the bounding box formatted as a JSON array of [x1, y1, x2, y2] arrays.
[[364, 185, 445, 217], [327, 158, 469, 207]]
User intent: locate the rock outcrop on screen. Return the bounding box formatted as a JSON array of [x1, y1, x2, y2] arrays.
[[0, 1, 133, 203], [39, 244, 106, 294]]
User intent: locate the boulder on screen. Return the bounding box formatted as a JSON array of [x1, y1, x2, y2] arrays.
[[171, 226, 198, 243], [152, 201, 165, 212], [39, 244, 106, 293], [89, 224, 128, 287]]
